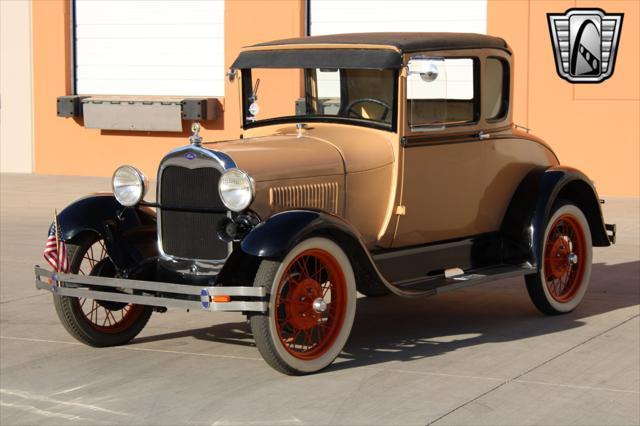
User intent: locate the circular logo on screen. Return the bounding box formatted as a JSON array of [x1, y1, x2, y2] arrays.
[[200, 288, 210, 310], [184, 152, 197, 160]]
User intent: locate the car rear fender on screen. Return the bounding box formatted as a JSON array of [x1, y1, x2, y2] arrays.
[[501, 166, 610, 267], [55, 194, 158, 270]]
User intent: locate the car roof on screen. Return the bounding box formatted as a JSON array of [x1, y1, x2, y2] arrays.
[[247, 32, 510, 54], [232, 32, 510, 70]]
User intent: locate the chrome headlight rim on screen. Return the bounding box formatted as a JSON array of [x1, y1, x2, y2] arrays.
[[218, 168, 255, 212], [112, 165, 147, 207]]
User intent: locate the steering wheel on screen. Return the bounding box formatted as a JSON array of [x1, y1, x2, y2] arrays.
[[345, 98, 392, 121]]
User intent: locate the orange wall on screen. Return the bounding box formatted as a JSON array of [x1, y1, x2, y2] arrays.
[[32, 0, 305, 180], [488, 0, 639, 197], [33, 0, 639, 196]]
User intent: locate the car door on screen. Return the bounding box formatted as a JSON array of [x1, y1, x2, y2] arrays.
[[393, 55, 491, 247]]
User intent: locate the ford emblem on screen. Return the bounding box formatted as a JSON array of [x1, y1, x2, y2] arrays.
[[185, 152, 197, 160]]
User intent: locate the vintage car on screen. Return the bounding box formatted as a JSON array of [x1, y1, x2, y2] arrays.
[[35, 33, 616, 375]]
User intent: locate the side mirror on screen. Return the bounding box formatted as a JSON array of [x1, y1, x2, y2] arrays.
[[407, 58, 440, 82]]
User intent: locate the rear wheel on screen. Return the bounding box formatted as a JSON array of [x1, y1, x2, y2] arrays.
[[525, 203, 592, 315], [53, 233, 152, 346], [249, 237, 357, 375]]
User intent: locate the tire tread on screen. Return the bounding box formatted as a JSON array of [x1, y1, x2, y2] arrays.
[[249, 260, 303, 375]]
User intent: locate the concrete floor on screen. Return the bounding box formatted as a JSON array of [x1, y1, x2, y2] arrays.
[[0, 173, 638, 426]]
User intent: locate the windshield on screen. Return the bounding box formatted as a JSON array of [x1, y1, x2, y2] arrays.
[[241, 68, 396, 130]]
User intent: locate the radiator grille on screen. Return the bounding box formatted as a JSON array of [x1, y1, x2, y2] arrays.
[[269, 182, 339, 214], [160, 166, 228, 260]]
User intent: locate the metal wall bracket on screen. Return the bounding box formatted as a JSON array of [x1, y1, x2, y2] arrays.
[[56, 96, 220, 131], [57, 95, 88, 117], [181, 98, 218, 121]]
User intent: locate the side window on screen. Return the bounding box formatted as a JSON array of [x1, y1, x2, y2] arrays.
[[483, 58, 509, 121], [315, 69, 341, 115], [407, 57, 476, 130]]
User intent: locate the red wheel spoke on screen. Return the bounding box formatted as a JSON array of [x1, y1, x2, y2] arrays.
[[303, 329, 312, 347], [88, 246, 95, 268], [322, 282, 332, 297], [108, 309, 117, 326], [296, 257, 311, 279], [313, 261, 326, 282], [98, 241, 106, 260]]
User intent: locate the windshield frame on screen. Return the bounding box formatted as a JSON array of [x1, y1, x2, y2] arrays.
[[240, 68, 399, 132]]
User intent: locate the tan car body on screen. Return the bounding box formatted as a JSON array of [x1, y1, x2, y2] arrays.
[[208, 44, 558, 252]]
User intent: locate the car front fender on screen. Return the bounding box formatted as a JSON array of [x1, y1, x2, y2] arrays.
[[239, 210, 361, 260], [222, 209, 391, 295], [55, 194, 157, 269]]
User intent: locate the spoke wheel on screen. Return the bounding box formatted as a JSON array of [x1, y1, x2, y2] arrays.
[[525, 203, 592, 315], [543, 214, 587, 303], [72, 238, 145, 334], [53, 232, 152, 347], [249, 237, 357, 375], [274, 249, 347, 360]]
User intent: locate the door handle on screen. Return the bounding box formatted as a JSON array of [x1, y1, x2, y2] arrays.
[[478, 131, 491, 140]]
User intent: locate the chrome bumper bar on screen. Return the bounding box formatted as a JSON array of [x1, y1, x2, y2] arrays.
[[34, 266, 267, 312]]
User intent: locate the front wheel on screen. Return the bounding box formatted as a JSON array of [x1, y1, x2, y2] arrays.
[[53, 233, 153, 346], [525, 203, 593, 315], [249, 237, 357, 375]]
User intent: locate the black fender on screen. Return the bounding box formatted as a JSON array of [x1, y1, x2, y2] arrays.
[[501, 166, 610, 268], [217, 209, 388, 294], [56, 194, 158, 270]]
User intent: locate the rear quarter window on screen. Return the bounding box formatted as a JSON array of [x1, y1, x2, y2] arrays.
[[483, 58, 509, 121]]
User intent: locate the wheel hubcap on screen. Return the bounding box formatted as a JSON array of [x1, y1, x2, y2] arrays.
[[285, 278, 324, 330], [313, 297, 328, 313], [274, 248, 347, 360], [543, 214, 587, 303]]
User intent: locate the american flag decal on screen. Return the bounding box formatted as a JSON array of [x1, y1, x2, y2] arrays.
[[44, 221, 69, 273]]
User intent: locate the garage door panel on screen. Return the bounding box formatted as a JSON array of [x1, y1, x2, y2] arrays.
[[75, 39, 224, 66], [76, 65, 220, 81], [310, 0, 487, 35], [75, 0, 222, 25], [76, 24, 223, 39], [76, 79, 223, 97], [75, 0, 224, 96]]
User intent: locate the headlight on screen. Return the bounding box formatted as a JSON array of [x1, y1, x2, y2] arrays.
[[112, 165, 147, 207], [218, 169, 254, 212]]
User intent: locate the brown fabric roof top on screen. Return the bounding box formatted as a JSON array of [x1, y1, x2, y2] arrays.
[[250, 32, 510, 54]]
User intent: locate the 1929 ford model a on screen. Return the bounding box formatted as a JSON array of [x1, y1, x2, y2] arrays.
[[35, 33, 616, 375]]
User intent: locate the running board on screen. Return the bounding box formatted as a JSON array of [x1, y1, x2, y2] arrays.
[[390, 264, 536, 297]]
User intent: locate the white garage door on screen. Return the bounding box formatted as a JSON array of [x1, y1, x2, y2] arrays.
[[74, 0, 224, 97], [310, 1, 486, 100], [309, 0, 487, 35]]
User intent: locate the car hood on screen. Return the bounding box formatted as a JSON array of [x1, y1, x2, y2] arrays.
[[204, 135, 345, 182]]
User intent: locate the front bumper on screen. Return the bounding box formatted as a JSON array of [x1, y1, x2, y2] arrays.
[[34, 266, 267, 312]]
